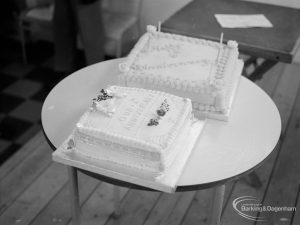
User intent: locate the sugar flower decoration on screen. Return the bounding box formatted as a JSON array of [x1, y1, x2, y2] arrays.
[[147, 99, 170, 126], [92, 87, 127, 117]]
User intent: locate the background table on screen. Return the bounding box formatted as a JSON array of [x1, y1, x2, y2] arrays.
[[162, 0, 300, 80], [42, 59, 281, 225]]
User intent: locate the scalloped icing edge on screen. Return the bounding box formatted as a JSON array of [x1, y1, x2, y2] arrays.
[[76, 86, 193, 155]]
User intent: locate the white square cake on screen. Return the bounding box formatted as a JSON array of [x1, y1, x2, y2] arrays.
[[68, 86, 201, 190], [119, 25, 244, 121]]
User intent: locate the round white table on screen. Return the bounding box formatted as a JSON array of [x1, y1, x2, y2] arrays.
[[42, 59, 281, 225]]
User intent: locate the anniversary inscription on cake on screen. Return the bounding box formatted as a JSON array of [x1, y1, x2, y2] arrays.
[[142, 43, 181, 58], [131, 59, 216, 72], [117, 94, 154, 131], [131, 41, 218, 72]]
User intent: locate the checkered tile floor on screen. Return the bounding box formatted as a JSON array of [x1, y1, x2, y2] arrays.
[[0, 37, 71, 165]]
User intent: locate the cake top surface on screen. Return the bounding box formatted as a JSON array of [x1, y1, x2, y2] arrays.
[[119, 25, 239, 91], [76, 86, 191, 152]]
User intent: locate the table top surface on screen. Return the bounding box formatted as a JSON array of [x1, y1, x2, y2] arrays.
[[162, 0, 300, 63], [42, 59, 281, 190]]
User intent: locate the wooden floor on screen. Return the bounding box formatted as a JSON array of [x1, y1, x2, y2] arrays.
[[1, 61, 300, 225]]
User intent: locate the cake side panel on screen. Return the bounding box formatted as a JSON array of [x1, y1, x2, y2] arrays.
[[159, 114, 193, 169], [73, 131, 161, 178], [193, 59, 244, 121], [213, 42, 240, 112], [223, 59, 244, 114]]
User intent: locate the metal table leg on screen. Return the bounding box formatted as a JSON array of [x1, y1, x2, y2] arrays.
[[208, 184, 226, 225], [112, 186, 122, 218], [68, 166, 81, 225], [246, 171, 263, 188], [246, 59, 277, 81]]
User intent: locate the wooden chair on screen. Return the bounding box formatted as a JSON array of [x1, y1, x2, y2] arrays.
[[19, 4, 54, 64], [101, 0, 143, 57]]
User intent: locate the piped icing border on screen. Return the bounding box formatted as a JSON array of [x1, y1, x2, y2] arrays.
[[76, 86, 192, 154], [74, 130, 160, 161], [72, 134, 162, 178], [119, 25, 239, 94]]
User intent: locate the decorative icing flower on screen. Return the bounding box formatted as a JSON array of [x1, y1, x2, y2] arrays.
[[119, 63, 130, 72], [94, 98, 116, 117], [157, 109, 166, 116], [147, 99, 170, 126], [148, 118, 159, 126], [92, 88, 126, 117], [93, 89, 113, 102], [67, 139, 75, 149], [147, 25, 157, 32], [227, 40, 238, 48], [161, 99, 170, 112]]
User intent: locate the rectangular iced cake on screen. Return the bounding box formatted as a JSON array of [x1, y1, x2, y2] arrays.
[[70, 86, 197, 185], [119, 25, 244, 121]]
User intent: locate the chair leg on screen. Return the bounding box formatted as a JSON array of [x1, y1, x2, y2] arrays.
[[112, 186, 122, 218], [19, 20, 28, 65]]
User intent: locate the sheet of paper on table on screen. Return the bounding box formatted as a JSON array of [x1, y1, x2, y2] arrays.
[[214, 14, 273, 28]]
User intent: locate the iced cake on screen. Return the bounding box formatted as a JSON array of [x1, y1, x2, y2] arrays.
[[119, 25, 244, 121], [70, 86, 196, 182]]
